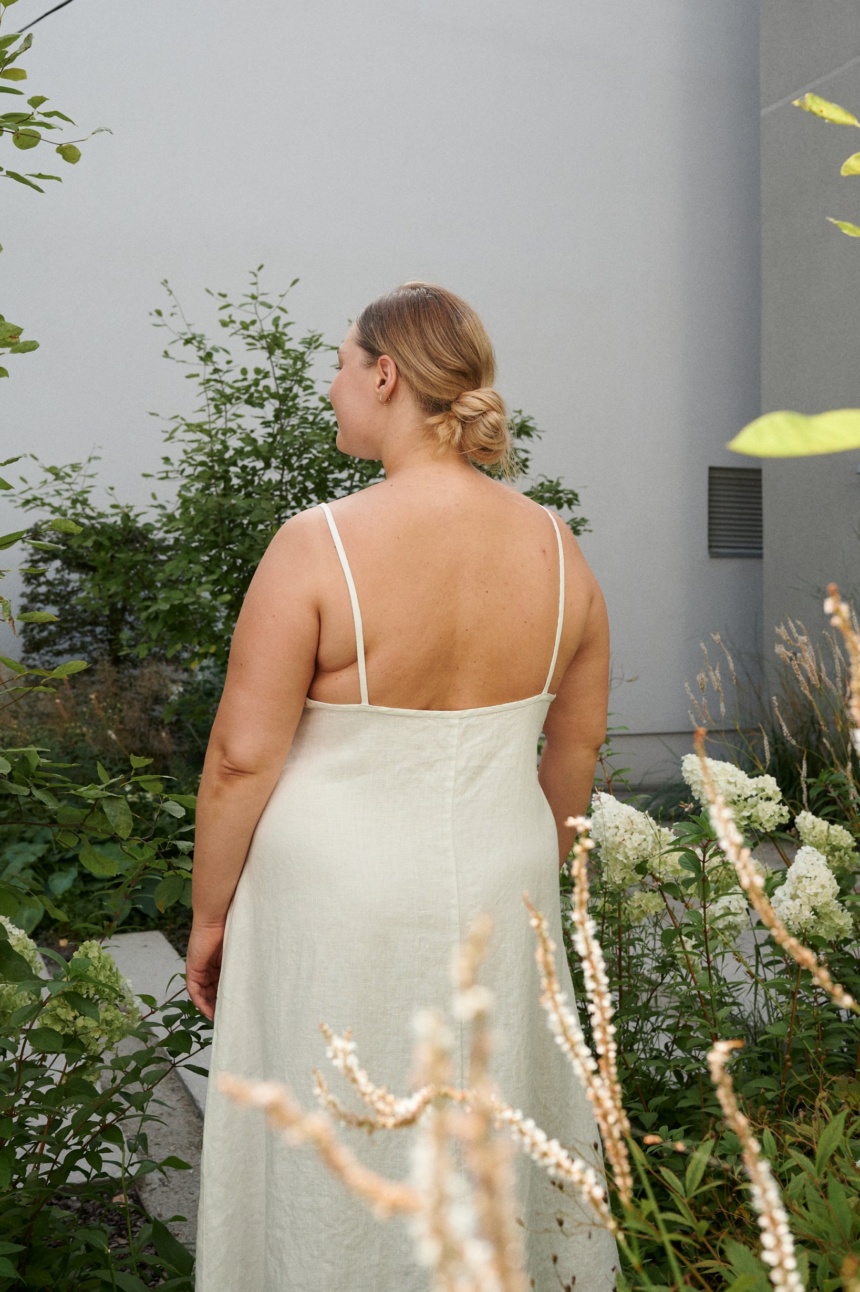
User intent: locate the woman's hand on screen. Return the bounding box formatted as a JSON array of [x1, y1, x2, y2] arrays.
[[185, 918, 226, 1021]]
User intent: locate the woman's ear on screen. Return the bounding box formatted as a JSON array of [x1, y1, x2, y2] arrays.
[[376, 353, 398, 401]]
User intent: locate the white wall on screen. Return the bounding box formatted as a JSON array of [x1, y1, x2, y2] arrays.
[[760, 0, 860, 662], [1, 0, 762, 786]]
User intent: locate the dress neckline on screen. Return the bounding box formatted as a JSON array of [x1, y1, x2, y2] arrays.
[[304, 691, 556, 718]]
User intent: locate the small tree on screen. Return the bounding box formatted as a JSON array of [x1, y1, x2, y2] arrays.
[[0, 2, 103, 381], [17, 270, 589, 672]]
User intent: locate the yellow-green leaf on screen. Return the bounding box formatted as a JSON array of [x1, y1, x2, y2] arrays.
[[792, 92, 860, 127], [12, 127, 39, 150], [55, 142, 80, 164], [728, 408, 860, 457], [827, 216, 860, 237], [0, 68, 26, 82], [840, 151, 860, 176]]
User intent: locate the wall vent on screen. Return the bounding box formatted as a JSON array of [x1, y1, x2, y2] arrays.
[[708, 466, 762, 558]]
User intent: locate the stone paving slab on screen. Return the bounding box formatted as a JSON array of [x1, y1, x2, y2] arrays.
[[104, 930, 209, 1251], [104, 930, 210, 1114]]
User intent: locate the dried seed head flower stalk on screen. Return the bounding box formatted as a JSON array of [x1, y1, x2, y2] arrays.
[[565, 817, 629, 1145], [708, 1041, 804, 1292], [314, 1022, 435, 1130], [217, 1073, 421, 1219], [409, 1005, 514, 1292], [771, 696, 800, 749], [694, 729, 857, 1014], [524, 880, 632, 1204], [824, 583, 860, 757], [711, 631, 738, 689], [449, 916, 527, 1292], [489, 1097, 617, 1235]]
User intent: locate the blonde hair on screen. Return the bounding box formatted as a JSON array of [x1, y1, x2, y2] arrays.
[[354, 282, 517, 476]]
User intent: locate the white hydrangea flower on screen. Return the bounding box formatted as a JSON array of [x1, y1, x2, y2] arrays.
[[794, 811, 858, 873], [41, 940, 141, 1058], [622, 890, 665, 925], [0, 916, 43, 1023], [770, 846, 853, 943], [708, 891, 749, 942], [590, 792, 678, 890], [681, 755, 789, 833]]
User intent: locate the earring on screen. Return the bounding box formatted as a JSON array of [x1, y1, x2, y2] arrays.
[[378, 392, 386, 404]]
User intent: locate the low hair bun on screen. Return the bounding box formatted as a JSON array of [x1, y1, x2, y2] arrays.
[[427, 387, 512, 470], [354, 281, 518, 476]]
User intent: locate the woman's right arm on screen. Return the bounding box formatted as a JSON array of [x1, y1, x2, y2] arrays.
[[538, 574, 610, 868]]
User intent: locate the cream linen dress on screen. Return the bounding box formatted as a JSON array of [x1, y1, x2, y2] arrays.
[[195, 502, 619, 1291]]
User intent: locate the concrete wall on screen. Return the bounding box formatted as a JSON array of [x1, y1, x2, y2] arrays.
[[761, 0, 860, 657], [1, 0, 762, 786]]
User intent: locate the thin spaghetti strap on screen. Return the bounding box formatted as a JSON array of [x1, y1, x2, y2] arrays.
[[541, 507, 565, 695], [319, 503, 369, 705]]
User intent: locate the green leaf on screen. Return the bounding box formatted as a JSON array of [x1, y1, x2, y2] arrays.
[[129, 754, 153, 768], [154, 874, 184, 912], [827, 216, 860, 237], [841, 151, 860, 176], [0, 939, 35, 981], [728, 408, 860, 457], [12, 126, 40, 149], [1, 167, 42, 191], [16, 610, 58, 623], [0, 654, 28, 673], [28, 1026, 66, 1053], [26, 93, 47, 107], [47, 516, 84, 534], [96, 761, 111, 785], [167, 793, 197, 809], [0, 367, 8, 378], [99, 1274, 149, 1292], [79, 842, 119, 878], [7, 338, 38, 353], [0, 475, 11, 489], [0, 1147, 14, 1190], [793, 92, 860, 126], [0, 67, 27, 81], [55, 142, 80, 164], [102, 794, 133, 839], [48, 659, 89, 678], [0, 1256, 18, 1279], [60, 988, 100, 1021], [150, 1217, 194, 1275], [814, 1108, 847, 1176], [684, 1138, 713, 1194]]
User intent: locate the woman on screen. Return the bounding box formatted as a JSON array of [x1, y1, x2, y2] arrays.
[[189, 282, 618, 1289]]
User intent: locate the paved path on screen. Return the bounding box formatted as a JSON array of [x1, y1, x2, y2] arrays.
[[104, 931, 207, 1252]]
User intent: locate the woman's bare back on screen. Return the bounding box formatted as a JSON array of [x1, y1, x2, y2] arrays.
[[306, 471, 598, 711]]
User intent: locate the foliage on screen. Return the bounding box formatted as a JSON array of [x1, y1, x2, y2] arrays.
[[12, 269, 590, 672], [730, 92, 860, 459], [0, 504, 206, 1285], [0, 915, 208, 1288], [558, 737, 860, 1286], [0, 3, 104, 379], [692, 619, 860, 830]]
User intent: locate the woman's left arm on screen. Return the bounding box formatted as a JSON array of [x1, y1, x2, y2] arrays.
[[187, 512, 321, 1018]]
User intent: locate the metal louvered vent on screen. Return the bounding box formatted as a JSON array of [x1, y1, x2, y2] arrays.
[[708, 466, 762, 558]]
